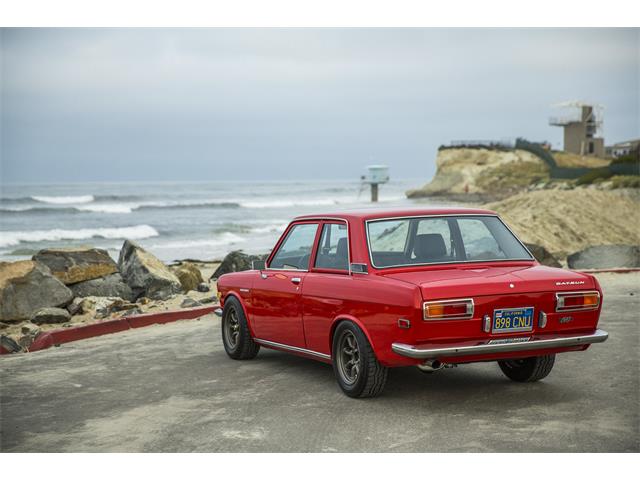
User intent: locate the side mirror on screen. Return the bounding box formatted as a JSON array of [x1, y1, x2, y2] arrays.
[[251, 259, 266, 270]]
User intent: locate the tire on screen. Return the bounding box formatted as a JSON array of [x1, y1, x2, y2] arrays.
[[498, 355, 555, 382], [332, 321, 388, 398], [221, 296, 260, 360]]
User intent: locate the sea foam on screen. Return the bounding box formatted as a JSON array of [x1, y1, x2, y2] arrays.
[[31, 195, 95, 204], [0, 224, 159, 248]]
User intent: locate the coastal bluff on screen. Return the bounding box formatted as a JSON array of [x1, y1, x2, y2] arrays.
[[406, 147, 549, 199]]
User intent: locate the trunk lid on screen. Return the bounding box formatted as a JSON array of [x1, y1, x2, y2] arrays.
[[383, 264, 596, 300]]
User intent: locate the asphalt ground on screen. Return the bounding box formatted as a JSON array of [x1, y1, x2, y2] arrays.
[[1, 272, 638, 452]]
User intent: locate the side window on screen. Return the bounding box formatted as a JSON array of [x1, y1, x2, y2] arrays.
[[314, 223, 349, 271], [457, 218, 506, 260], [269, 223, 319, 270]]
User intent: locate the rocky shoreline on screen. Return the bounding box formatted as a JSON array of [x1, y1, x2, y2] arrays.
[[0, 242, 225, 353]]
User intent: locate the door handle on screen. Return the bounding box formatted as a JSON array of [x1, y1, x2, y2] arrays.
[[261, 273, 268, 279], [290, 277, 301, 285]]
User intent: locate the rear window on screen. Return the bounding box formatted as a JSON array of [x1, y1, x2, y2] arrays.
[[366, 215, 532, 268]]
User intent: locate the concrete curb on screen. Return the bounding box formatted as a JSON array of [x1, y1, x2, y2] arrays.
[[575, 268, 640, 274], [0, 305, 217, 355]]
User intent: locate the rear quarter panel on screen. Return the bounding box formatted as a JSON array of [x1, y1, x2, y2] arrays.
[[302, 274, 423, 366]]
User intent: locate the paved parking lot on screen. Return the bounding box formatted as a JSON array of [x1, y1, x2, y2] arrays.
[[1, 272, 638, 452]]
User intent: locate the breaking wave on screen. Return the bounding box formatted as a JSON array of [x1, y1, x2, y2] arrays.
[[31, 195, 95, 204], [0, 225, 159, 248]]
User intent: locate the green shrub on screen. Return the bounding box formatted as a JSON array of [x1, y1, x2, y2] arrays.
[[576, 168, 613, 185], [610, 175, 640, 189]]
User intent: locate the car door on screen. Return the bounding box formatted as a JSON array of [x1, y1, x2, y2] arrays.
[[250, 221, 320, 348], [301, 221, 353, 355]]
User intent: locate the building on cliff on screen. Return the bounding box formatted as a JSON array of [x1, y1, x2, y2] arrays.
[[549, 101, 605, 158]]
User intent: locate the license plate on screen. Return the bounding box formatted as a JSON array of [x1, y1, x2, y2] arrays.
[[493, 307, 534, 333]]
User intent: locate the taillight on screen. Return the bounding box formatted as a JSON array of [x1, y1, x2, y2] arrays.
[[423, 298, 474, 320], [556, 291, 600, 312]]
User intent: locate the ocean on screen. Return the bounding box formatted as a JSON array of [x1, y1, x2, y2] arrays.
[[0, 179, 441, 263]]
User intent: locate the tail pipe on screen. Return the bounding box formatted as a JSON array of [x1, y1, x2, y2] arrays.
[[417, 359, 444, 372]]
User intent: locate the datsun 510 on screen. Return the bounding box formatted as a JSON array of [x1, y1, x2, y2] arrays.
[[215, 208, 607, 398]]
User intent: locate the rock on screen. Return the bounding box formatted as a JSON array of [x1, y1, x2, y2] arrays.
[[118, 240, 182, 300], [524, 243, 562, 268], [33, 247, 118, 285], [180, 298, 203, 308], [67, 297, 84, 315], [196, 282, 210, 293], [18, 322, 42, 350], [31, 307, 71, 325], [69, 273, 134, 301], [21, 322, 41, 336], [1, 335, 22, 353], [199, 296, 216, 304], [0, 261, 73, 321], [108, 298, 139, 312], [210, 250, 268, 280], [76, 296, 121, 316], [567, 245, 640, 270], [173, 263, 204, 292]]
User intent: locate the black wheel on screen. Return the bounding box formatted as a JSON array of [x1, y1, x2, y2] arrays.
[[221, 296, 260, 360], [498, 355, 555, 382], [332, 321, 388, 398]]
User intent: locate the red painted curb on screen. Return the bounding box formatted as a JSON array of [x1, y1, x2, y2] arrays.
[[1, 305, 216, 355]]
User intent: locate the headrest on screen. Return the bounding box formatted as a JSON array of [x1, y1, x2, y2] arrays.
[[413, 233, 447, 260], [336, 237, 348, 258]]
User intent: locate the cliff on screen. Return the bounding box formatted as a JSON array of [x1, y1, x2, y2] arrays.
[[406, 147, 550, 199]]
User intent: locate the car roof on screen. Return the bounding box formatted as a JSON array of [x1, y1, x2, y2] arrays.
[[293, 206, 498, 222]]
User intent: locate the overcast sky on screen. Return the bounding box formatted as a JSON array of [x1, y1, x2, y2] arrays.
[[1, 28, 638, 184]]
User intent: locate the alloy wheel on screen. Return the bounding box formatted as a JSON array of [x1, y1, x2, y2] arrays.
[[224, 307, 240, 349], [337, 330, 361, 385]]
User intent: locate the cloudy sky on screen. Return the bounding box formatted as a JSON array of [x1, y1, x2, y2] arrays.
[[1, 28, 638, 184]]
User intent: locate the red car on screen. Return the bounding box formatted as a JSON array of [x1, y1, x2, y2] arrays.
[[215, 208, 608, 398]]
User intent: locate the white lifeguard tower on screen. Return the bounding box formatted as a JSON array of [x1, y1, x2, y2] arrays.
[[361, 165, 390, 202]]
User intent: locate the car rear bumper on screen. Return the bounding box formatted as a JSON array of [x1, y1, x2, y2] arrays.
[[391, 329, 608, 359]]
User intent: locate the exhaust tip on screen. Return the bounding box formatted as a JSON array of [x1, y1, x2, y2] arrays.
[[417, 359, 444, 372]]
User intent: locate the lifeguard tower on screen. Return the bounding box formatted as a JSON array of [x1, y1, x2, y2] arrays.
[[361, 165, 389, 202], [549, 101, 605, 157]]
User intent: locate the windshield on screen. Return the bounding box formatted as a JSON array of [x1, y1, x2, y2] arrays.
[[366, 215, 533, 268]]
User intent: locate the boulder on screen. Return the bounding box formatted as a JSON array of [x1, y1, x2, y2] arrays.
[[0, 261, 73, 321], [210, 251, 268, 280], [524, 243, 562, 268], [69, 273, 134, 301], [118, 240, 182, 300], [31, 307, 71, 325], [173, 263, 204, 292], [196, 282, 210, 293], [567, 245, 640, 270], [33, 247, 118, 285]]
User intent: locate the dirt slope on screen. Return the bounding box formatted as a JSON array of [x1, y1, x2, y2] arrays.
[[487, 189, 640, 259]]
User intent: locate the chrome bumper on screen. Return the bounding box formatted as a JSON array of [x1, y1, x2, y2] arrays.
[[214, 308, 223, 317], [392, 329, 609, 359]]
